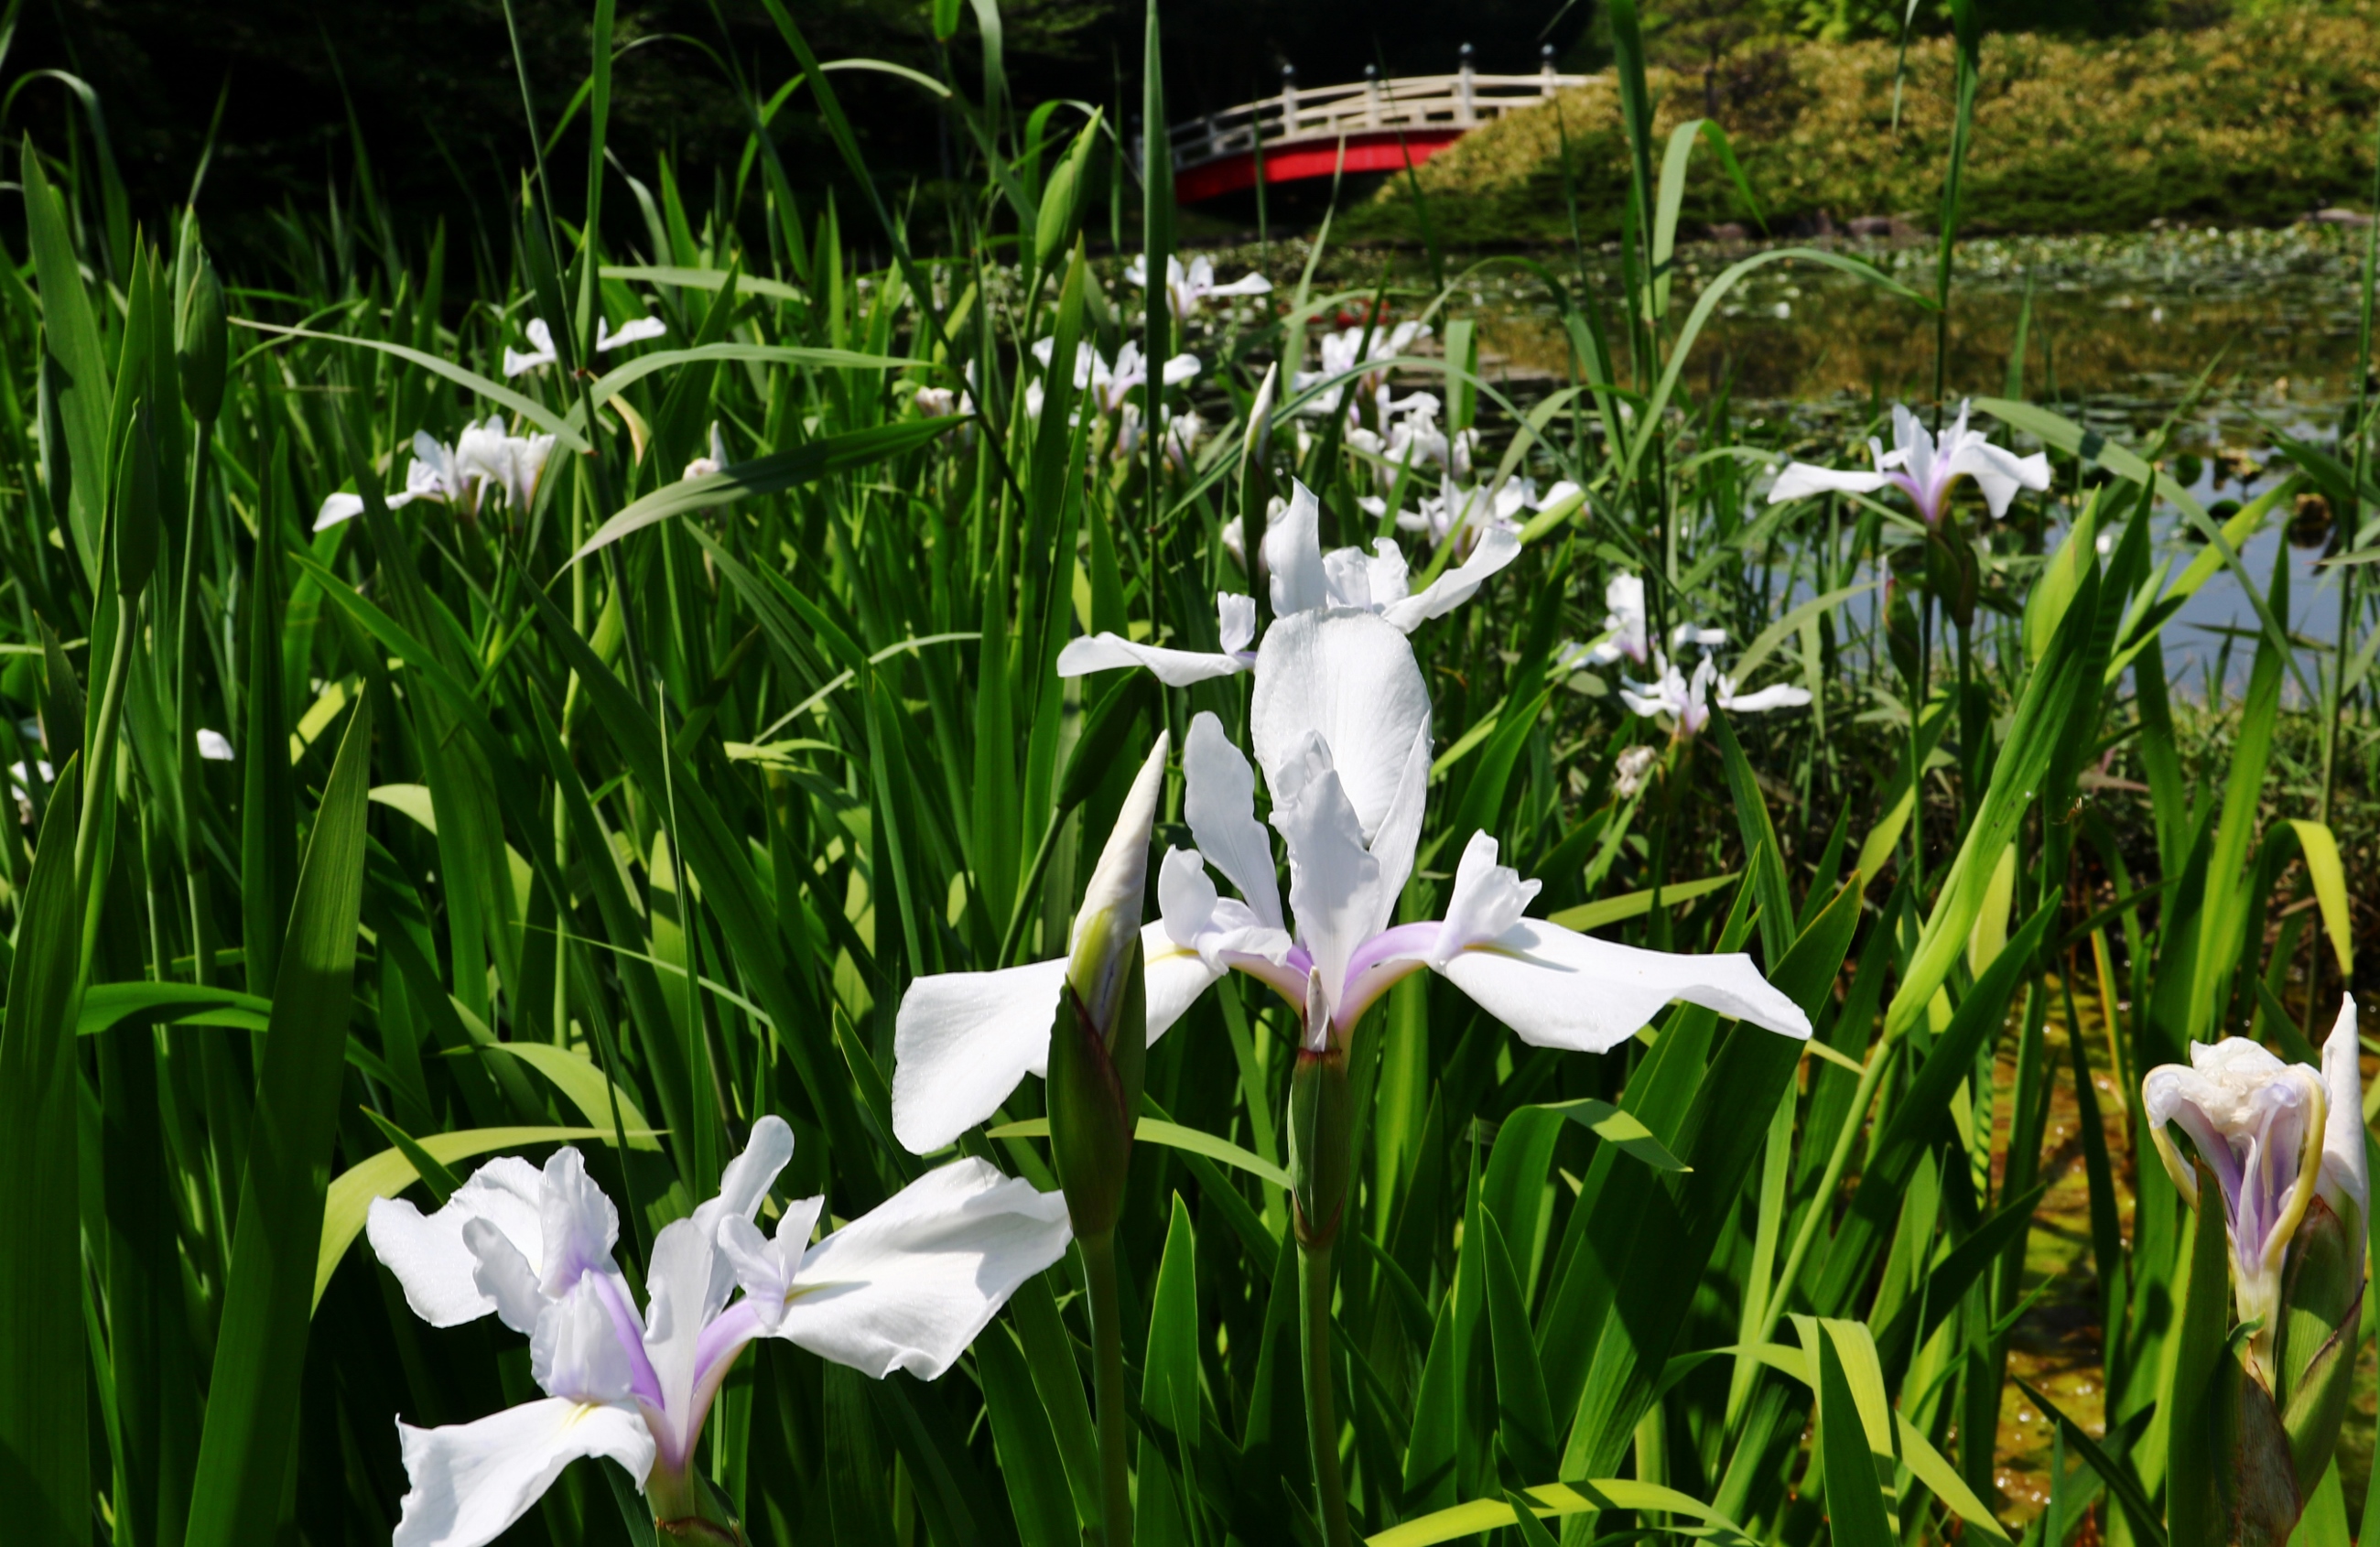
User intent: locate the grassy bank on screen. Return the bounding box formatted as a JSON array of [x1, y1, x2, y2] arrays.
[[1339, 5, 2380, 245]]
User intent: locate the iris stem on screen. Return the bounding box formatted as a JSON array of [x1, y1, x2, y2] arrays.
[[178, 417, 214, 987], [1300, 1240, 1353, 1547], [1082, 1228, 1134, 1547], [74, 592, 140, 921]]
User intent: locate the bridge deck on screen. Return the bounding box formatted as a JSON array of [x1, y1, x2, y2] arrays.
[[1159, 66, 1589, 203]]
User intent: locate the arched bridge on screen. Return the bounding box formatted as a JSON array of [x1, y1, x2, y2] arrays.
[[1159, 49, 1588, 204]]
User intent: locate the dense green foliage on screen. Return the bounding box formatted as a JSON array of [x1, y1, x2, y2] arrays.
[[0, 3, 2377, 1547], [1343, 5, 2380, 245]]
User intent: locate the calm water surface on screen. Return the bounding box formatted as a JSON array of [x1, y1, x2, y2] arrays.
[[1424, 225, 2375, 695]]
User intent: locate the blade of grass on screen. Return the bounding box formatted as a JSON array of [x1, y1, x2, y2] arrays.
[[186, 696, 373, 1547]]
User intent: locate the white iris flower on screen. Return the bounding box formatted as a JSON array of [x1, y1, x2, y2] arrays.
[[1618, 651, 1811, 738], [1054, 479, 1518, 687], [313, 420, 555, 531], [366, 1119, 1068, 1547], [1768, 402, 2050, 525], [1125, 253, 1273, 320], [503, 313, 668, 378], [892, 614, 1809, 1153]]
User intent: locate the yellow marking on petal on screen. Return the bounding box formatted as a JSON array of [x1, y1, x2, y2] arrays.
[[2145, 1112, 2199, 1209], [2257, 1071, 2328, 1280]]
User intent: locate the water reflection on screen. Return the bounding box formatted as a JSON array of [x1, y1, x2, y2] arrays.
[[1426, 227, 2375, 698], [1442, 227, 2370, 418]]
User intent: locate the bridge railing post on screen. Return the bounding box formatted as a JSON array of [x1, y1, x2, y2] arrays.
[[1458, 44, 1477, 124], [1540, 44, 1557, 98], [1363, 64, 1380, 127], [1281, 64, 1297, 137]]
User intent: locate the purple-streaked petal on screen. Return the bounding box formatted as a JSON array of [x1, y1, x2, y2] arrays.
[[642, 1117, 795, 1451], [536, 1148, 622, 1299], [531, 1278, 639, 1406], [1891, 405, 1936, 497], [2144, 1044, 2326, 1284], [1334, 921, 1442, 1031]]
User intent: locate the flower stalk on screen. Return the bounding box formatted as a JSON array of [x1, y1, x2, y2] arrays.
[[1045, 735, 1168, 1547], [1081, 1228, 1136, 1547], [1300, 1239, 1351, 1547], [647, 1462, 741, 1543], [1290, 966, 1358, 1547]]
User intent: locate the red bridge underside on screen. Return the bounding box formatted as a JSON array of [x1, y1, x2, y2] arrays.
[[1174, 128, 1467, 204]]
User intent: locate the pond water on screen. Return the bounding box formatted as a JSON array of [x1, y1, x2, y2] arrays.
[[1447, 226, 2372, 423], [1438, 224, 2376, 698]]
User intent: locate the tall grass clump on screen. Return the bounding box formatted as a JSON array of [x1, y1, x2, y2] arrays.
[[0, 4, 2377, 1547]]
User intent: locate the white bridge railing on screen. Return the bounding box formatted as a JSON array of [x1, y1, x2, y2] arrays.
[[1159, 48, 1589, 172]]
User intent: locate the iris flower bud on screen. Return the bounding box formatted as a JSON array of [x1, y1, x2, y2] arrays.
[[2145, 1000, 2367, 1518], [1046, 734, 1168, 1238], [113, 402, 160, 600], [177, 239, 228, 425]]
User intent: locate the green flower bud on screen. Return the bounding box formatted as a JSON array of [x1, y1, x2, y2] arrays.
[[1033, 115, 1100, 279], [1238, 363, 1276, 585], [1049, 934, 1145, 1239], [1047, 734, 1167, 1239], [177, 243, 228, 426], [1241, 361, 1277, 473], [1066, 733, 1166, 1044], [113, 402, 161, 600]]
